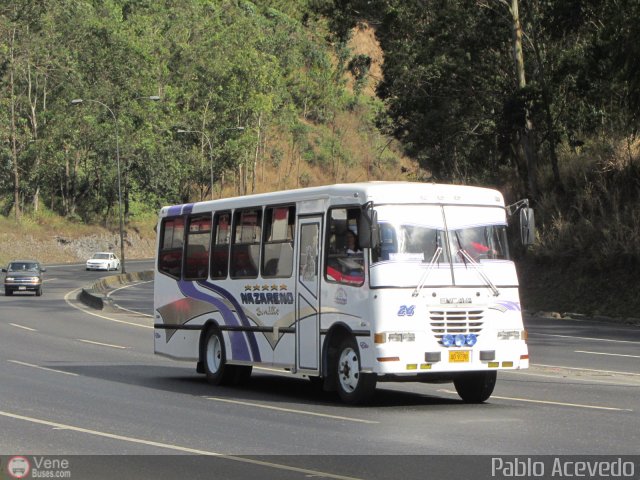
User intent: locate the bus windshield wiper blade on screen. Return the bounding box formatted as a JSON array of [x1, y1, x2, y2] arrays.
[[454, 231, 467, 267], [412, 246, 442, 297], [457, 249, 500, 296]]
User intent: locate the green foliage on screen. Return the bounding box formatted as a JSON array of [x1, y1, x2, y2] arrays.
[[326, 0, 639, 192], [0, 0, 357, 221], [6, 0, 638, 280], [534, 140, 640, 270], [321, 0, 640, 279]]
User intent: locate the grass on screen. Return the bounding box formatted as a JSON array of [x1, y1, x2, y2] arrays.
[[517, 257, 640, 320], [518, 135, 640, 320]]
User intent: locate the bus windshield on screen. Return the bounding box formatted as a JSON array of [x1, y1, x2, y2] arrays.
[[372, 205, 510, 265]]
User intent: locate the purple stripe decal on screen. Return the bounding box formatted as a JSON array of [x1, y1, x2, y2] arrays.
[[493, 301, 521, 312], [178, 280, 251, 361], [166, 203, 194, 217], [167, 205, 182, 216], [181, 203, 194, 215], [197, 280, 261, 362]]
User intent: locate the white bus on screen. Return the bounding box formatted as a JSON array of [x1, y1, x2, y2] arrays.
[[154, 182, 530, 404]]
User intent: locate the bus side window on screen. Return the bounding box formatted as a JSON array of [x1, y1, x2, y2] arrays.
[[184, 214, 211, 280], [211, 211, 231, 279], [158, 216, 184, 278], [230, 208, 261, 279], [262, 205, 295, 278], [325, 207, 364, 286]]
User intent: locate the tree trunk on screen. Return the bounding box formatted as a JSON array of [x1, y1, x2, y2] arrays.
[[243, 155, 248, 195], [529, 2, 563, 192], [252, 114, 262, 193], [9, 27, 21, 220], [27, 61, 41, 212], [511, 0, 538, 200], [62, 146, 70, 215], [68, 150, 80, 217]]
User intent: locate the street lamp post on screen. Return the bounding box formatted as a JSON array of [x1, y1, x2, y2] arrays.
[[177, 127, 244, 200], [71, 96, 159, 274]]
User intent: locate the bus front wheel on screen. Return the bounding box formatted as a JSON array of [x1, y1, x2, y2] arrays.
[[335, 337, 376, 404], [453, 371, 497, 403], [203, 328, 235, 386]]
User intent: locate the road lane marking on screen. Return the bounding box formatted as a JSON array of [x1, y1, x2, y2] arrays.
[[574, 350, 640, 359], [0, 410, 362, 480], [10, 323, 37, 332], [530, 333, 640, 345], [107, 281, 154, 318], [203, 396, 379, 424], [502, 369, 640, 387], [77, 339, 127, 349], [437, 389, 632, 411], [106, 280, 153, 297], [64, 288, 152, 329], [111, 303, 153, 318], [532, 363, 640, 377], [491, 396, 632, 411], [8, 360, 78, 377]]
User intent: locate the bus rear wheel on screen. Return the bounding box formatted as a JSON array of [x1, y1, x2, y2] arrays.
[[453, 371, 497, 403], [203, 328, 235, 386], [335, 337, 376, 404]]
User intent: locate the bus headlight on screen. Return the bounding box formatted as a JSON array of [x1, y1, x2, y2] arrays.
[[442, 333, 477, 347]]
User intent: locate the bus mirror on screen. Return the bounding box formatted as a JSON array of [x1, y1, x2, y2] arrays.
[[358, 204, 379, 249], [519, 207, 535, 246]]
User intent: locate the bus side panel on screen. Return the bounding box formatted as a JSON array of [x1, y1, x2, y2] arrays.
[[215, 278, 297, 366], [272, 334, 295, 368], [154, 272, 200, 360]]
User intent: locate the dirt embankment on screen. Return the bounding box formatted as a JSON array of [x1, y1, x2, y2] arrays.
[[0, 226, 156, 266]]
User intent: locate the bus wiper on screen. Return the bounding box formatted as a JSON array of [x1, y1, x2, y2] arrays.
[[457, 249, 500, 297], [412, 247, 442, 297], [454, 231, 467, 267]]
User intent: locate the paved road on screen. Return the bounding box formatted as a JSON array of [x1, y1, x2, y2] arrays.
[[1, 262, 639, 478]]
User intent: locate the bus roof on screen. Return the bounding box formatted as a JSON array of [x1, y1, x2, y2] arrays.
[[159, 182, 505, 217]]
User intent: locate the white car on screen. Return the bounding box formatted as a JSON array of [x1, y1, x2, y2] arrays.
[[86, 252, 120, 271]]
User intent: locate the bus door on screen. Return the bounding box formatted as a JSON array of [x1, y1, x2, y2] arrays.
[[295, 215, 322, 374]]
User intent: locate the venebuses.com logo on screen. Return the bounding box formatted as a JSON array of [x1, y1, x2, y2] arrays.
[[4, 456, 72, 479], [6, 456, 31, 479]]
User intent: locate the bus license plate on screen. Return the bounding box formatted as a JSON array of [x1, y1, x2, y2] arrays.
[[449, 350, 470, 363]]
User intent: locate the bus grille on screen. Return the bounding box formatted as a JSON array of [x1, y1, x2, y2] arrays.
[[429, 310, 484, 343]]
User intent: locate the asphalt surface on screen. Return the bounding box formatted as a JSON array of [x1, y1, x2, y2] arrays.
[[1, 261, 639, 479]]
